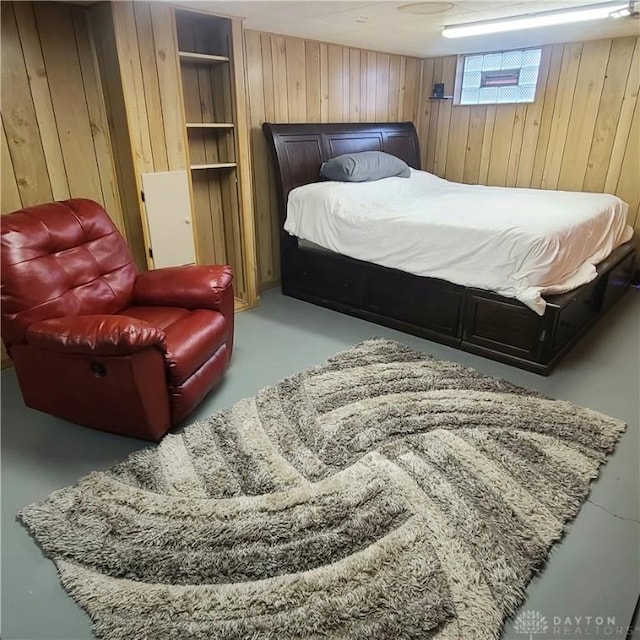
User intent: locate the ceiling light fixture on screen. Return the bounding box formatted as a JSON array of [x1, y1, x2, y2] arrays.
[[609, 0, 639, 17], [442, 1, 629, 38]]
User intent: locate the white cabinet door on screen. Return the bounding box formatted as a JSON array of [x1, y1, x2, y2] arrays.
[[141, 170, 196, 268]]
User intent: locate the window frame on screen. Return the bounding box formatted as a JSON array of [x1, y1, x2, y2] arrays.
[[453, 47, 543, 106]]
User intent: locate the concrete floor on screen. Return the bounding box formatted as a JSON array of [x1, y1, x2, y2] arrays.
[[2, 287, 639, 640]]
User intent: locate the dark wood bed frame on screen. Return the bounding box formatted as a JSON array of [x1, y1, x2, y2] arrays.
[[263, 121, 636, 375]]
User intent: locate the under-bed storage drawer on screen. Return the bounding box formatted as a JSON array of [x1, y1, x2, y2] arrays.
[[291, 250, 366, 307], [368, 269, 462, 337], [599, 249, 636, 309], [462, 292, 549, 361], [549, 284, 598, 352]]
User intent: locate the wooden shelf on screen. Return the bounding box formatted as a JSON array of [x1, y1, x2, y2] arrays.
[[186, 123, 234, 128], [178, 51, 229, 64], [190, 162, 237, 170], [175, 9, 259, 307]]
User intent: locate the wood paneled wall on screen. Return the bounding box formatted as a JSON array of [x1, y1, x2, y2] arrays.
[[88, 0, 187, 269], [0, 1, 124, 366], [244, 31, 424, 287], [1, 2, 122, 226], [415, 36, 640, 240]]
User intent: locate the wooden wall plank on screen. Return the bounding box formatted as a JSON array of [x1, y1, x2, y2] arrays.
[[505, 104, 527, 187], [444, 105, 470, 183], [557, 38, 611, 191], [12, 2, 69, 201], [425, 57, 442, 173], [191, 171, 218, 265], [530, 44, 564, 189], [4, 0, 120, 220], [374, 53, 390, 121], [151, 5, 187, 172], [230, 17, 259, 303], [397, 57, 406, 121], [404, 57, 420, 123], [133, 2, 168, 172], [34, 2, 103, 201], [86, 2, 147, 269], [515, 45, 553, 188], [245, 29, 275, 284], [72, 6, 124, 230], [305, 40, 321, 122], [1, 3, 53, 206], [271, 36, 288, 122], [285, 37, 306, 122], [349, 49, 361, 120], [342, 48, 350, 120], [320, 43, 329, 121], [362, 50, 375, 121], [540, 42, 582, 189], [477, 105, 496, 185], [583, 37, 636, 193], [463, 105, 486, 184], [432, 55, 455, 177], [388, 55, 401, 121], [605, 37, 640, 194], [1, 116, 22, 212], [416, 58, 432, 170], [615, 96, 639, 230], [111, 1, 154, 176], [260, 34, 276, 123], [328, 44, 344, 121], [487, 105, 517, 186]]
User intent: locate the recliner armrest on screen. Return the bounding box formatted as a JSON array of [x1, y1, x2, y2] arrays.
[[26, 315, 166, 356], [133, 265, 233, 312]]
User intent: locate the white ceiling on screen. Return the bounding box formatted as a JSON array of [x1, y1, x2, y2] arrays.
[[170, 0, 640, 57]]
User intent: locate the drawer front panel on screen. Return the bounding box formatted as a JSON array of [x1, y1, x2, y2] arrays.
[[369, 270, 462, 336], [552, 286, 597, 351], [293, 251, 366, 307], [463, 294, 545, 360], [601, 251, 636, 309]]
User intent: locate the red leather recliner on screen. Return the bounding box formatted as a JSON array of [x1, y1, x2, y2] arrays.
[[1, 199, 234, 441]]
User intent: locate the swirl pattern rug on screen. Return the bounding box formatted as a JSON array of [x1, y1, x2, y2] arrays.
[[19, 339, 625, 640]]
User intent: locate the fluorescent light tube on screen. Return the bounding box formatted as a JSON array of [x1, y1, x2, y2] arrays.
[[442, 2, 629, 38], [609, 5, 632, 17]]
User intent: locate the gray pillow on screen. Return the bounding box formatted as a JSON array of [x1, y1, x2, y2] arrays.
[[320, 151, 411, 182]]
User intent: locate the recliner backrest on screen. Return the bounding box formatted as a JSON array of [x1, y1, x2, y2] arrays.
[[1, 199, 138, 349]]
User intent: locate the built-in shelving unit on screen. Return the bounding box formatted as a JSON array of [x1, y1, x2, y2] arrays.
[[174, 9, 258, 307]]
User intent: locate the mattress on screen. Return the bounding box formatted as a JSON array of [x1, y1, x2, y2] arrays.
[[285, 170, 633, 314]]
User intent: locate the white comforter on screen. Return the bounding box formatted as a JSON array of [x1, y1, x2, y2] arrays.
[[285, 170, 633, 314]]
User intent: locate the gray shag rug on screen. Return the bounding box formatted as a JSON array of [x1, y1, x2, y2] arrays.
[[20, 339, 625, 640]]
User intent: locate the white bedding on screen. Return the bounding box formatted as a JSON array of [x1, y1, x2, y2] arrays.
[[285, 170, 633, 314]]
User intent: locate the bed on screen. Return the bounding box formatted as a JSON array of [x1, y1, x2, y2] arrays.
[[263, 121, 637, 375]]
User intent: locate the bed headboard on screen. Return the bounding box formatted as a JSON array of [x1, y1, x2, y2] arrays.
[[262, 122, 421, 227]]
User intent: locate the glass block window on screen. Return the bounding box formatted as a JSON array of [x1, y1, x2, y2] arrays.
[[457, 48, 542, 105]]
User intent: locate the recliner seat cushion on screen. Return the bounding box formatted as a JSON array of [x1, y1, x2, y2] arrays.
[[118, 307, 228, 385]]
